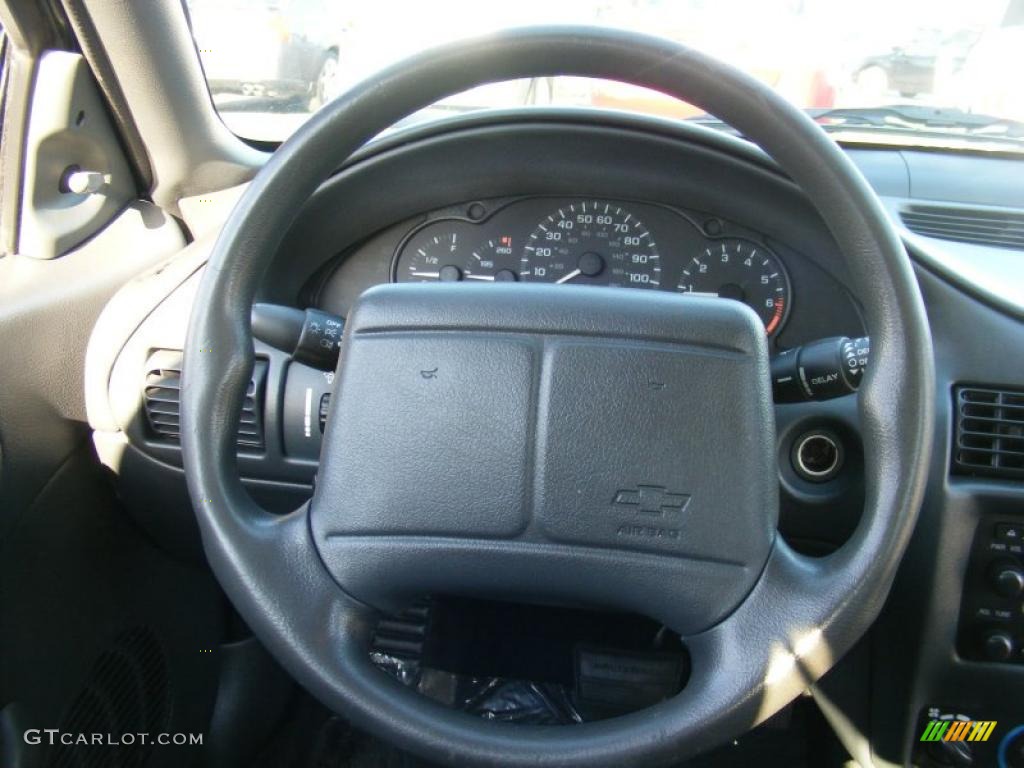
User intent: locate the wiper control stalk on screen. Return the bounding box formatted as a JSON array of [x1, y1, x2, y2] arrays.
[[772, 336, 870, 402]]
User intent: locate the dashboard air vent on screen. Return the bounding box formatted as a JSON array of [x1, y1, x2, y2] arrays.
[[143, 350, 267, 450], [953, 387, 1024, 480], [901, 205, 1024, 250]]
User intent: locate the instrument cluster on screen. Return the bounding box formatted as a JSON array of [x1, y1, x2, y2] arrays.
[[393, 197, 791, 336]]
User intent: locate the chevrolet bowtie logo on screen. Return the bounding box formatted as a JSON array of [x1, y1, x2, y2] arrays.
[[613, 485, 691, 516]]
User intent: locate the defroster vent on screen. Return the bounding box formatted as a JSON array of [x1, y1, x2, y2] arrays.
[[953, 386, 1024, 480], [901, 205, 1024, 250], [143, 349, 267, 450]]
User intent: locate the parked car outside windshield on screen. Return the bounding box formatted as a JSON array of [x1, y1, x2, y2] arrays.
[[185, 0, 1024, 152]]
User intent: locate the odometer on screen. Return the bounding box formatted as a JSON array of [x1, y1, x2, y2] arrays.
[[521, 202, 661, 288], [676, 239, 790, 335]]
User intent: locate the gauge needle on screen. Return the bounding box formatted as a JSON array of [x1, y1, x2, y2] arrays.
[[409, 271, 441, 278], [464, 274, 495, 281], [685, 291, 720, 297], [556, 269, 583, 284]]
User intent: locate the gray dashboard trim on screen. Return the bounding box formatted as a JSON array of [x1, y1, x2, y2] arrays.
[[307, 109, 1023, 323]]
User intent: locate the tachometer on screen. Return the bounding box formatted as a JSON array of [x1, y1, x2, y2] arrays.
[[521, 202, 661, 288], [676, 238, 790, 335]]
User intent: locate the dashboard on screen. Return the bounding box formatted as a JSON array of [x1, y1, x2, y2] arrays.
[[389, 197, 791, 336], [84, 108, 1024, 768], [92, 111, 877, 517]]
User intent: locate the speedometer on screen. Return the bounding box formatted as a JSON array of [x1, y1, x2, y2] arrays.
[[521, 202, 661, 288], [676, 238, 790, 335]]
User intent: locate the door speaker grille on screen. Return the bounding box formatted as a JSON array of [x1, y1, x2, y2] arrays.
[[46, 626, 170, 768]]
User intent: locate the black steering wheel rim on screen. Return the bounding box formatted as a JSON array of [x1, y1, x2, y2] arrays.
[[182, 26, 934, 767]]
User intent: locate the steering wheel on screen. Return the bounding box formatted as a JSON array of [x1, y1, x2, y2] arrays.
[[182, 27, 934, 767]]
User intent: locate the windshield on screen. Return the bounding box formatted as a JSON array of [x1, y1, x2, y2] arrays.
[[185, 0, 1024, 149]]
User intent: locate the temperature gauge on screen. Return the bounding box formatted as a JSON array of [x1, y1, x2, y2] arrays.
[[467, 236, 518, 282], [395, 224, 519, 283]]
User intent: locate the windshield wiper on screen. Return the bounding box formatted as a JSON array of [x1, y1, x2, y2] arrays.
[[685, 105, 1024, 146], [807, 105, 1024, 140], [683, 115, 741, 135]]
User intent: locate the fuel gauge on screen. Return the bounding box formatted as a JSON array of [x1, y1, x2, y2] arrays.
[[395, 225, 520, 284], [399, 230, 466, 282]]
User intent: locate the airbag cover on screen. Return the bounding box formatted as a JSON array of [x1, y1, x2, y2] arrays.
[[311, 283, 776, 632]]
